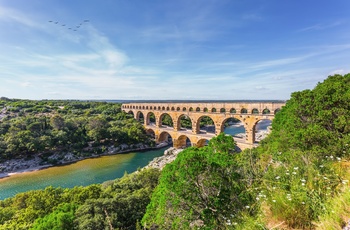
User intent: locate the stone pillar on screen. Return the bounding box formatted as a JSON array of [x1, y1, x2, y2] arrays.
[[244, 123, 256, 144], [155, 115, 162, 128], [192, 121, 200, 134], [173, 138, 180, 148], [173, 117, 179, 131], [215, 123, 222, 135]]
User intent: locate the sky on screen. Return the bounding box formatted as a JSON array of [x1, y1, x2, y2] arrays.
[[0, 0, 350, 100]]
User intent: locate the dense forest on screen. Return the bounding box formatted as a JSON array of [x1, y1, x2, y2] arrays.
[[0, 100, 154, 163], [0, 74, 350, 229]]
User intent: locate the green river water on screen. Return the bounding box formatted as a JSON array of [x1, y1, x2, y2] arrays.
[[0, 147, 167, 200]]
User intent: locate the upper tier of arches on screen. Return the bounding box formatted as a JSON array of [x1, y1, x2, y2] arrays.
[[122, 102, 284, 115]]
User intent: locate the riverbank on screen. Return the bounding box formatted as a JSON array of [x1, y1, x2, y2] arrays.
[[0, 127, 270, 179], [145, 147, 184, 169], [0, 142, 170, 179]]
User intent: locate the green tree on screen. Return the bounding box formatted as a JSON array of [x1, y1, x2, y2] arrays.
[[31, 203, 77, 230], [142, 134, 252, 229]]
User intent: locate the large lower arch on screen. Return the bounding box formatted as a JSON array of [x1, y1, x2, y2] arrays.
[[145, 111, 156, 125], [158, 131, 173, 144], [195, 115, 215, 134], [135, 111, 144, 123], [146, 128, 156, 139], [196, 138, 209, 148], [253, 119, 272, 142], [177, 114, 192, 131], [174, 134, 191, 148], [159, 113, 174, 128], [221, 117, 246, 139]]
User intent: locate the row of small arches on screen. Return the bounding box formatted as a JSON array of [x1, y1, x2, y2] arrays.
[[122, 105, 280, 115]]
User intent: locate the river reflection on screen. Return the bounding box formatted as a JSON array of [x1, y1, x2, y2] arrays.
[[0, 148, 166, 200]]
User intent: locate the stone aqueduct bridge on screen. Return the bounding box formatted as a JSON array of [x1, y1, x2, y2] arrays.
[[122, 102, 285, 150]]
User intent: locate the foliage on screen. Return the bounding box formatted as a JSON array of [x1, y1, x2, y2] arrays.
[[0, 168, 160, 230], [0, 100, 153, 161], [236, 74, 350, 229], [31, 203, 77, 230], [142, 134, 254, 229]]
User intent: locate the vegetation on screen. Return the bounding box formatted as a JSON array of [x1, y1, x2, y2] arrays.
[[142, 134, 255, 229], [0, 168, 160, 229], [0, 100, 154, 162], [0, 74, 350, 229], [142, 74, 350, 229]]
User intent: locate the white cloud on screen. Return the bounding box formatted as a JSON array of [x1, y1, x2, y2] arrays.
[[297, 21, 342, 33], [0, 5, 36, 27]]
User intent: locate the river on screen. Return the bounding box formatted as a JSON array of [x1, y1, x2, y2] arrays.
[[0, 120, 271, 200], [0, 148, 166, 200]]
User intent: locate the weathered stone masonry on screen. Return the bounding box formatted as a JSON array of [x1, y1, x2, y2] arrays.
[[122, 102, 285, 150]]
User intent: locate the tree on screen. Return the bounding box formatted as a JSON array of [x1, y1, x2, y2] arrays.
[[142, 134, 252, 229], [267, 73, 350, 156]]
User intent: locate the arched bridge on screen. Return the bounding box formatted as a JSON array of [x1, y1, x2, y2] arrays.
[[122, 102, 285, 150]]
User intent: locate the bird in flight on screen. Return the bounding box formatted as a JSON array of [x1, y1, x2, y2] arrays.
[[48, 19, 90, 32]]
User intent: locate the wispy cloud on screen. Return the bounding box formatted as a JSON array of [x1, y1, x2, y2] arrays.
[[297, 21, 342, 32], [0, 5, 37, 27]]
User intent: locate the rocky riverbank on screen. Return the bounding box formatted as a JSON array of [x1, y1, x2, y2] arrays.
[[145, 147, 184, 170], [0, 142, 169, 179]]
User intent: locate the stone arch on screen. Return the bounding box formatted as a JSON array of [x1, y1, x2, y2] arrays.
[[203, 108, 208, 112], [136, 111, 145, 123], [274, 108, 281, 114], [189, 107, 194, 112], [183, 107, 187, 111], [132, 106, 135, 109], [221, 117, 245, 138], [146, 106, 149, 109], [241, 108, 247, 114], [166, 107, 170, 111], [174, 134, 191, 148], [177, 114, 192, 131], [159, 113, 174, 127], [253, 118, 272, 143], [158, 131, 173, 143], [196, 107, 200, 112], [211, 108, 217, 113], [262, 108, 270, 114], [196, 115, 215, 134], [230, 108, 236, 113], [146, 128, 155, 139], [252, 108, 259, 114], [146, 111, 156, 125], [162, 106, 165, 110], [142, 106, 145, 109], [126, 110, 135, 118], [220, 108, 226, 113], [158, 106, 161, 110], [196, 138, 209, 148], [176, 107, 181, 111], [171, 107, 175, 111]]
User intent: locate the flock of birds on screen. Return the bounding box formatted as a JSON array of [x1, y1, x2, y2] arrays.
[[48, 20, 90, 32]]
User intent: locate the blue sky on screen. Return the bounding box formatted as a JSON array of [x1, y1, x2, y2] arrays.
[[0, 0, 350, 100]]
